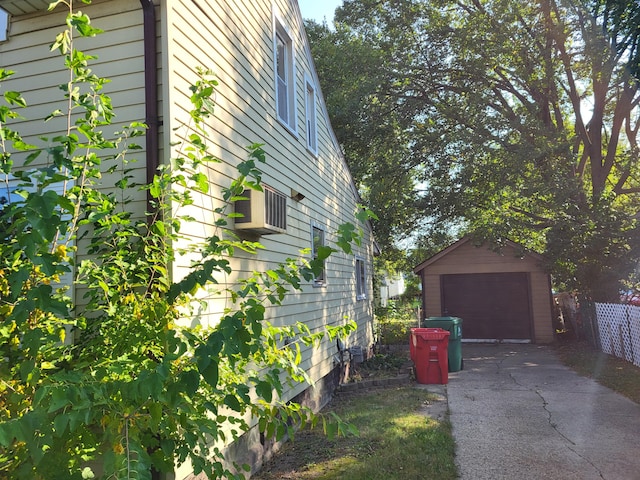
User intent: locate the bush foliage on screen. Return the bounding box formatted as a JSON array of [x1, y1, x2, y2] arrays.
[[0, 2, 372, 478]]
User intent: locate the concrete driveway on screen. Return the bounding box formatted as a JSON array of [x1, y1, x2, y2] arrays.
[[446, 343, 640, 480]]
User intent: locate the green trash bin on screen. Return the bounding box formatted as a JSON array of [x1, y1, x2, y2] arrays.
[[422, 316, 463, 372]]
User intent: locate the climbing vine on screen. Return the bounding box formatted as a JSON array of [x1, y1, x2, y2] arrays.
[[0, 2, 372, 479]]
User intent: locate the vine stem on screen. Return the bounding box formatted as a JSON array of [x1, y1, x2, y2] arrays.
[[125, 416, 132, 479]]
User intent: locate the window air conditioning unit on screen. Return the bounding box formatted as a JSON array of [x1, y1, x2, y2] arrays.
[[234, 185, 287, 234]]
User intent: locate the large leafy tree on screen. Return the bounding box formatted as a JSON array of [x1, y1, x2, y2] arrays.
[[305, 20, 423, 255], [308, 0, 640, 301], [594, 0, 640, 81]]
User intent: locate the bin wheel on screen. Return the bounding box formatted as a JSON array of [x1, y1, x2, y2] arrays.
[[461, 358, 464, 370]]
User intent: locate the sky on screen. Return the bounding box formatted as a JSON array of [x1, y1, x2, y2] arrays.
[[297, 0, 343, 24]]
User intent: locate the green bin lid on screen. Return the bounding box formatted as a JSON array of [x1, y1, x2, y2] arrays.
[[426, 316, 462, 324]]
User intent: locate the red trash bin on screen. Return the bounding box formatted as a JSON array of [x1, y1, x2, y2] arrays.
[[410, 328, 450, 384]]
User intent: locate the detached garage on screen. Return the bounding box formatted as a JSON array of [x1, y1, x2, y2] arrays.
[[414, 237, 555, 344]]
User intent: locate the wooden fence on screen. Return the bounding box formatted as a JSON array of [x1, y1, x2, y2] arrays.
[[595, 303, 640, 368]]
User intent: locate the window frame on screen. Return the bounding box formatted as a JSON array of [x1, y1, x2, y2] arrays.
[[356, 257, 367, 300], [311, 222, 326, 287], [273, 13, 297, 133], [304, 74, 318, 155]]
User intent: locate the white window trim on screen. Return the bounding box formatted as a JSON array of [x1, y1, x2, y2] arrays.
[[311, 221, 326, 287], [304, 73, 318, 155], [356, 257, 367, 300], [272, 10, 297, 134]]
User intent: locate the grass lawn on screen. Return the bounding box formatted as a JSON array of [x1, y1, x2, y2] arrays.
[[254, 385, 457, 480], [556, 340, 640, 405], [253, 339, 640, 479]]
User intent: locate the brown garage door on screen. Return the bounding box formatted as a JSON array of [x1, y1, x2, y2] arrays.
[[441, 272, 532, 340]]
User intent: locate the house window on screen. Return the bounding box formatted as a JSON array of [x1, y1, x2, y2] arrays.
[[356, 258, 367, 300], [305, 76, 317, 154], [0, 9, 8, 42], [274, 17, 296, 131], [311, 224, 326, 286]]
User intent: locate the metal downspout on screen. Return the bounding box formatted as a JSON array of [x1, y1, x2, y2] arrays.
[[140, 0, 159, 212], [139, 5, 163, 480]]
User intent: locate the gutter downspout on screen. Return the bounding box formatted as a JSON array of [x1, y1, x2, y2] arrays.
[[139, 6, 163, 480], [140, 0, 159, 212]]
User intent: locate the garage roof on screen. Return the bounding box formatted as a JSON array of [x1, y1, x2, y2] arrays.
[[414, 236, 544, 274]]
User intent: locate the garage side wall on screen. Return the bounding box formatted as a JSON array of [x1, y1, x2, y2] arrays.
[[419, 241, 554, 343]]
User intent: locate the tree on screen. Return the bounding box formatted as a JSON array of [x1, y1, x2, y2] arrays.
[[593, 0, 640, 81], [309, 0, 640, 301], [305, 20, 422, 253]]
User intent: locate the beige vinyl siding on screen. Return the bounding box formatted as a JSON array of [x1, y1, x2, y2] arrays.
[[1, 0, 373, 475], [163, 0, 373, 383], [424, 241, 542, 274], [530, 271, 555, 343], [0, 0, 148, 197], [0, 1, 50, 16], [0, 0, 152, 305], [0, 0, 374, 384]]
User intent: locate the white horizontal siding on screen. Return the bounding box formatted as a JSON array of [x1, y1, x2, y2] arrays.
[[163, 0, 374, 383], [0, 0, 153, 309]]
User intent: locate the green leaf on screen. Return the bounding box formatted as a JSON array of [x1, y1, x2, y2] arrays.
[[48, 387, 72, 413], [255, 381, 273, 403], [316, 245, 335, 261], [53, 412, 70, 437], [199, 360, 219, 388], [68, 12, 104, 37], [148, 402, 163, 426], [4, 91, 27, 107], [47, 0, 66, 11], [192, 172, 209, 193], [223, 394, 242, 412], [324, 418, 338, 440], [0, 421, 17, 446], [181, 369, 200, 397]]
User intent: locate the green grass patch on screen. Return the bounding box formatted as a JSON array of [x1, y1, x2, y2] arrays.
[[254, 387, 457, 480], [556, 341, 640, 404]]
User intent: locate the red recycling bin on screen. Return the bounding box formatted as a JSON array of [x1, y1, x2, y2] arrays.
[[410, 328, 450, 384]]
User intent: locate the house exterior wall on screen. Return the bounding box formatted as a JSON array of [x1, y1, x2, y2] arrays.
[[0, 0, 152, 302], [0, 0, 150, 211], [162, 0, 375, 474], [417, 240, 554, 343], [160, 0, 374, 364], [0, 0, 374, 475]]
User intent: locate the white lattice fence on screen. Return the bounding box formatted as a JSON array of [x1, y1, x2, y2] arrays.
[[595, 303, 640, 367]]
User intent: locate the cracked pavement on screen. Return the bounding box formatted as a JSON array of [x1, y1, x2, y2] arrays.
[[446, 344, 640, 479]]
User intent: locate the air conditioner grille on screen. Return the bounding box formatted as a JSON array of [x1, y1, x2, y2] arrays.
[[265, 187, 287, 230], [234, 185, 287, 234]]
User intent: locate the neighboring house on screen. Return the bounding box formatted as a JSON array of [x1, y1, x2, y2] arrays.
[[0, 0, 375, 476], [379, 273, 406, 307], [414, 237, 554, 343]]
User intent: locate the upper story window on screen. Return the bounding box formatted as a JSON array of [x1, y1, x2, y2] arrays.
[[311, 223, 326, 287], [273, 15, 297, 132], [304, 75, 318, 154], [356, 257, 367, 300]]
